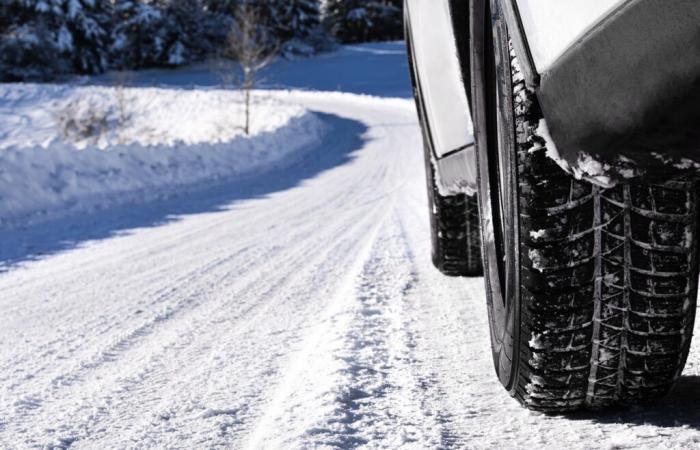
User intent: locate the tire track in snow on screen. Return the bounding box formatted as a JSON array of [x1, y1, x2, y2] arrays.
[[0, 120, 387, 385], [115, 173, 405, 446], [241, 207, 393, 450], [244, 209, 446, 449], [8, 100, 407, 447], [4, 201, 387, 449], [392, 212, 468, 449], [313, 213, 440, 449], [396, 188, 500, 448], [4, 82, 700, 450], [117, 203, 390, 447]]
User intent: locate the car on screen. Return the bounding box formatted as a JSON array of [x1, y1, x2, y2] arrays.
[[404, 0, 700, 412]]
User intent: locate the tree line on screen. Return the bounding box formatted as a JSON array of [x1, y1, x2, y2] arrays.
[[0, 0, 403, 82]]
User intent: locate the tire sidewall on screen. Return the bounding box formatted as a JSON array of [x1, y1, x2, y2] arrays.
[[471, 0, 521, 392]]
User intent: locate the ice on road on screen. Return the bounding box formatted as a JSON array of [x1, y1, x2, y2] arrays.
[[2, 43, 700, 449]]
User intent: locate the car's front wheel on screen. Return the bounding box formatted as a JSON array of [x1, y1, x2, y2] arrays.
[[473, 1, 699, 411]]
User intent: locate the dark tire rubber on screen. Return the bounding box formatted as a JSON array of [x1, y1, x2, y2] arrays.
[[515, 77, 698, 412], [475, 3, 699, 412], [426, 163, 483, 277], [405, 15, 483, 278]]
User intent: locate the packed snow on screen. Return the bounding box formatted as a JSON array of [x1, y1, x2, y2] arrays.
[[0, 84, 325, 227], [535, 118, 641, 188], [2, 42, 700, 450]]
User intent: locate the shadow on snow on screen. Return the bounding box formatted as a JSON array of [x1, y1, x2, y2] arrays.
[[90, 42, 412, 99], [0, 112, 368, 273], [564, 375, 700, 428]]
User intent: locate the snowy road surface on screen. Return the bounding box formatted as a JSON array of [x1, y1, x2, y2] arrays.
[[3, 43, 700, 449]]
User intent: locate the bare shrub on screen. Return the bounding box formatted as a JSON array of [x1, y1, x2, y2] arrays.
[[55, 97, 111, 146], [55, 73, 136, 146]]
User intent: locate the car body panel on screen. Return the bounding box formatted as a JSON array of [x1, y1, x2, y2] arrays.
[[515, 0, 625, 73], [433, 146, 479, 195], [405, 0, 473, 159], [405, 0, 476, 195], [537, 0, 700, 183], [406, 0, 700, 193]]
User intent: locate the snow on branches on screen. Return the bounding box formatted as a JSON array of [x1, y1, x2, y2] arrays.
[[0, 0, 404, 81]]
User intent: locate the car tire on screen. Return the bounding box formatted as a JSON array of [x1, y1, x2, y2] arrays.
[[426, 159, 483, 277], [406, 21, 483, 278], [473, 1, 699, 411]]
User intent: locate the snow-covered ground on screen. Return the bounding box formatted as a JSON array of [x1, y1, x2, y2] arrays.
[[0, 84, 325, 228], [2, 42, 700, 449]]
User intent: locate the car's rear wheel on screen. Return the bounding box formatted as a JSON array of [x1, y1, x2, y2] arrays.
[[473, 0, 699, 411], [405, 21, 483, 277], [425, 159, 483, 277]]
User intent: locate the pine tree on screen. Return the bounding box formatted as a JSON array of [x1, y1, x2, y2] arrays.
[[62, 0, 112, 73], [111, 0, 210, 69], [274, 0, 321, 42], [373, 0, 403, 41], [323, 0, 402, 44], [205, 0, 322, 47], [161, 0, 211, 64], [257, 0, 325, 57], [0, 0, 111, 80], [110, 0, 166, 69], [0, 0, 334, 80], [203, 0, 239, 16], [0, 19, 63, 81]]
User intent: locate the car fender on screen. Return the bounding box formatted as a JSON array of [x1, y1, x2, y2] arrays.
[[405, 0, 477, 196], [532, 0, 700, 184], [504, 0, 700, 183], [409, 0, 700, 191]]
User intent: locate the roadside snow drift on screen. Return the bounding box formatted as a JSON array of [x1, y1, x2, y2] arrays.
[[0, 84, 326, 227]]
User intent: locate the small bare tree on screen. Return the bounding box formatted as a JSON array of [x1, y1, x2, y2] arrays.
[[224, 4, 278, 135]]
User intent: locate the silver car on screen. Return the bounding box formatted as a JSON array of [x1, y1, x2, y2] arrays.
[[405, 0, 700, 412]]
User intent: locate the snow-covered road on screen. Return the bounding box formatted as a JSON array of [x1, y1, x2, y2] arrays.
[[2, 44, 700, 449]]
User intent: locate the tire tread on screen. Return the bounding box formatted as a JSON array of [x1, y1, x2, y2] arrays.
[[428, 166, 483, 277], [511, 58, 698, 412]]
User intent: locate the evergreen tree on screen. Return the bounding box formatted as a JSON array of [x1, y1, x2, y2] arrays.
[[323, 0, 402, 44], [371, 0, 403, 41], [161, 0, 211, 64], [202, 0, 238, 16], [111, 0, 210, 69], [0, 0, 338, 81], [261, 0, 330, 57], [63, 0, 112, 73], [205, 0, 322, 49], [0, 0, 111, 80], [110, 0, 166, 68], [0, 19, 63, 81], [275, 0, 321, 42]]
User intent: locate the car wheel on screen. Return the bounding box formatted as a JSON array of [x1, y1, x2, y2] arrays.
[[406, 24, 483, 277], [472, 0, 699, 411], [426, 158, 483, 277]]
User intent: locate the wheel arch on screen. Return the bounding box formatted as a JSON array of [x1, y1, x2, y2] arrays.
[[405, 0, 537, 197], [404, 0, 478, 196]]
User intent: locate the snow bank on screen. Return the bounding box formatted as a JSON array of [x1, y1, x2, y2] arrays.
[[0, 84, 326, 228]]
